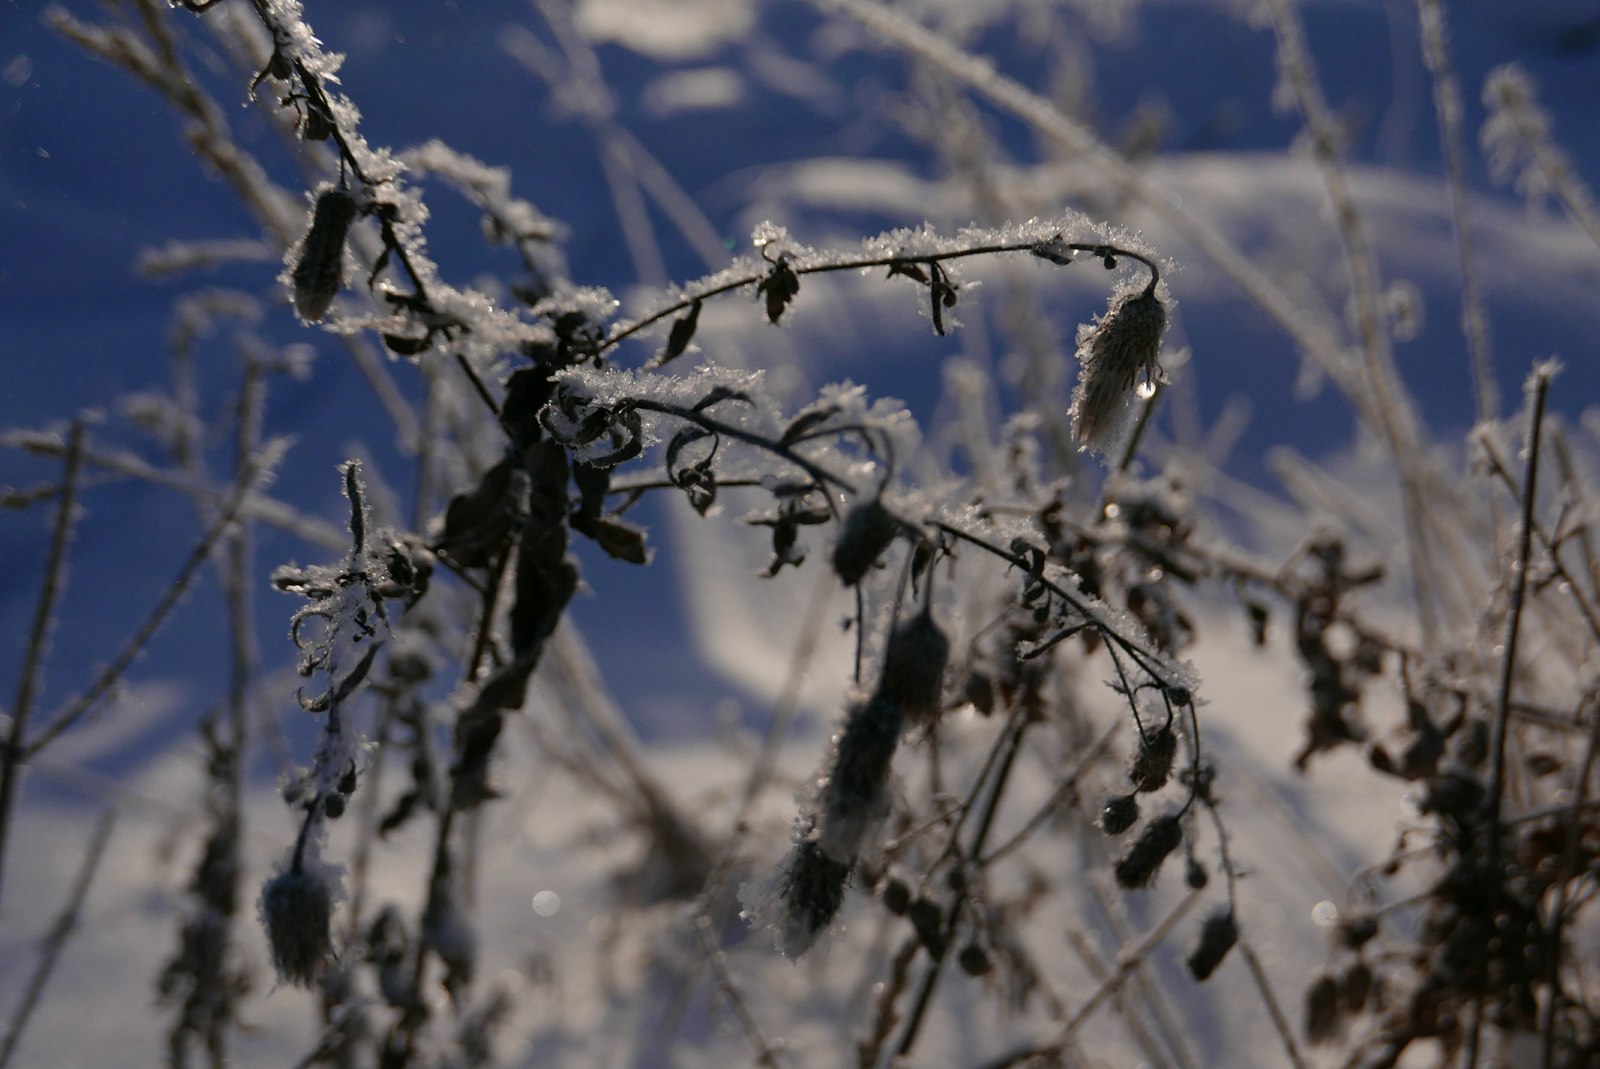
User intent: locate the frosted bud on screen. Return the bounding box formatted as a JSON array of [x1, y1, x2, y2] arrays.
[[1069, 284, 1169, 454], [259, 867, 334, 986], [291, 188, 358, 322]]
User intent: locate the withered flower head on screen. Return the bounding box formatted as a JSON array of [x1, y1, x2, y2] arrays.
[[1069, 282, 1169, 455], [259, 866, 334, 986]]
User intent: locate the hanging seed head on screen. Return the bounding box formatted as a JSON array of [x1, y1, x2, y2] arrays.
[[877, 608, 950, 726], [290, 187, 358, 322], [259, 867, 334, 986], [770, 839, 852, 960], [1128, 724, 1178, 793], [1113, 812, 1183, 889], [1069, 283, 1168, 455], [1099, 793, 1140, 835], [1185, 857, 1209, 889], [832, 499, 899, 585], [817, 694, 903, 860], [1186, 908, 1239, 981], [1304, 972, 1342, 1045], [958, 943, 993, 977], [881, 877, 912, 916]]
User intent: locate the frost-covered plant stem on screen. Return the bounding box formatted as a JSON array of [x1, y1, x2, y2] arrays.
[[0, 421, 84, 917], [600, 238, 1160, 359], [1258, 0, 1448, 654], [1467, 366, 1552, 1068], [1413, 0, 1498, 422], [894, 710, 1030, 1061]]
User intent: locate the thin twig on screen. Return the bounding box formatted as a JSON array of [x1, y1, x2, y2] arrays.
[[1468, 366, 1553, 1066], [22, 441, 289, 761], [0, 420, 86, 915], [1537, 691, 1600, 1069]]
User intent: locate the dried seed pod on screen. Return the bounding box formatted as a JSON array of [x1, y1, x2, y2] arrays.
[[1186, 908, 1238, 981], [259, 866, 334, 986], [832, 499, 898, 585], [958, 943, 992, 976], [817, 694, 903, 860], [291, 187, 358, 322], [1184, 858, 1209, 889], [1304, 971, 1342, 1044], [1113, 813, 1182, 889], [907, 898, 945, 958], [772, 840, 852, 960], [877, 608, 950, 725], [1129, 724, 1178, 793], [1340, 960, 1373, 1012], [1099, 793, 1140, 835], [1069, 283, 1169, 454], [880, 877, 911, 916]]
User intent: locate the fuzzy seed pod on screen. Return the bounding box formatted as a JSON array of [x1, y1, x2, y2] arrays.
[[1186, 908, 1238, 981], [832, 499, 898, 585], [877, 608, 950, 725], [1099, 793, 1140, 835], [1113, 812, 1183, 889], [907, 897, 945, 958], [1069, 283, 1168, 454], [958, 943, 992, 977], [1304, 971, 1342, 1045], [772, 839, 852, 960], [817, 694, 903, 860], [1128, 725, 1178, 793], [259, 867, 334, 986], [1340, 961, 1373, 1012], [291, 187, 358, 322]]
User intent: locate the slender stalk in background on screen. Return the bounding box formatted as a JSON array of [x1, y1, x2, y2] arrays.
[[0, 420, 86, 916]]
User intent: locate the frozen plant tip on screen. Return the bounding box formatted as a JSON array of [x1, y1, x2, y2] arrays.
[[290, 187, 358, 322], [1069, 281, 1169, 454], [259, 866, 335, 987]]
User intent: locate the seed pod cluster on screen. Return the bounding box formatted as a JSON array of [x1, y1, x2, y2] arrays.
[[291, 187, 358, 322]]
